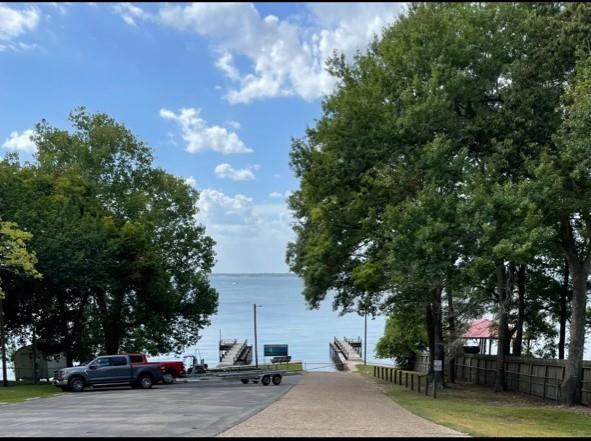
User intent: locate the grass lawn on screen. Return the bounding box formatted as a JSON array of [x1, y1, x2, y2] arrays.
[[356, 364, 591, 437], [0, 382, 63, 404]]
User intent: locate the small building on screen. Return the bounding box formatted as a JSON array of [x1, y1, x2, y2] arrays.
[[13, 345, 67, 381], [462, 319, 533, 355]]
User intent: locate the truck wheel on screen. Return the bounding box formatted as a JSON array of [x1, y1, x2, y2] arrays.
[[261, 375, 271, 386], [138, 374, 153, 389], [272, 374, 282, 385], [241, 379, 249, 384], [162, 373, 174, 384], [68, 377, 85, 392]]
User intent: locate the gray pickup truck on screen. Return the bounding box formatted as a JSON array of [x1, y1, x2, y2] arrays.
[[54, 354, 164, 392]]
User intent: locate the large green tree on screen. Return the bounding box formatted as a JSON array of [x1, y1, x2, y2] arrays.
[[531, 54, 591, 405], [0, 218, 41, 385], [288, 2, 589, 401], [0, 108, 218, 363]]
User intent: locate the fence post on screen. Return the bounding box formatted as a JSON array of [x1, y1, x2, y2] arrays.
[[529, 362, 534, 396], [543, 364, 548, 400], [418, 375, 421, 393], [411, 374, 414, 391]]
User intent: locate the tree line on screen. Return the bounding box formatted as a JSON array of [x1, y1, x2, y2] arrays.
[[286, 2, 591, 405], [0, 108, 218, 381]]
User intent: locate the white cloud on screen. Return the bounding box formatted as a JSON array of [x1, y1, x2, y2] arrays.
[[269, 190, 291, 199], [160, 107, 252, 154], [155, 2, 404, 103], [184, 176, 197, 188], [113, 2, 153, 27], [225, 120, 241, 130], [215, 51, 240, 81], [0, 4, 39, 41], [2, 129, 36, 153], [214, 163, 256, 181], [47, 3, 69, 16], [197, 188, 294, 272]]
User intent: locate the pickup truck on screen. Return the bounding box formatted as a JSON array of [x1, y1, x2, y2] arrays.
[[53, 354, 165, 392], [123, 352, 187, 384]]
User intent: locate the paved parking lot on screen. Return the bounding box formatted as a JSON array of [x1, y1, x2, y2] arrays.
[[0, 375, 301, 437]]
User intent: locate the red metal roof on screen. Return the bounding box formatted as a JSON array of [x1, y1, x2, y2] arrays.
[[463, 319, 498, 339]]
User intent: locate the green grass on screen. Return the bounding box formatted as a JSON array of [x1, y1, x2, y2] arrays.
[[356, 364, 591, 437], [0, 382, 63, 404]]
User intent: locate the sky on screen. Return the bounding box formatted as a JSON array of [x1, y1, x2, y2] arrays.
[[0, 2, 406, 273]]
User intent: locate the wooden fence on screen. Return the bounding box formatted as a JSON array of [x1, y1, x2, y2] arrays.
[[372, 365, 430, 395], [454, 354, 591, 405]]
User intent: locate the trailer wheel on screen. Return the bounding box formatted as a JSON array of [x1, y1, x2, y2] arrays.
[[272, 374, 282, 385], [261, 375, 271, 386], [241, 379, 249, 384]]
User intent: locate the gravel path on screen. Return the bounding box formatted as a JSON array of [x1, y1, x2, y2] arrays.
[[218, 370, 467, 437]]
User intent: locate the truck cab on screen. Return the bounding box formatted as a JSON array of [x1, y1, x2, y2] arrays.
[[54, 354, 165, 392]]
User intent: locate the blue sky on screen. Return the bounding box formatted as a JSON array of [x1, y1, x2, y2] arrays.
[[0, 2, 405, 273]]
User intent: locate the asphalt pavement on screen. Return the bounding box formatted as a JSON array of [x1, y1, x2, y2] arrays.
[[0, 375, 301, 437]]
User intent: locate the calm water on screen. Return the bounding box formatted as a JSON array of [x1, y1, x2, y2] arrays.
[[4, 274, 392, 380], [155, 273, 393, 371]]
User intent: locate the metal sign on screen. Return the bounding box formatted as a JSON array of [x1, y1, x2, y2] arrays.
[[264, 344, 288, 357], [433, 360, 443, 372]]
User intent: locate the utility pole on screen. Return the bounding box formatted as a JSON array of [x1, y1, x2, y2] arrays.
[[253, 304, 262, 368]]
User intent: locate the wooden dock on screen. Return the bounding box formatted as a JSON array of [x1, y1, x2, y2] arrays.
[[331, 337, 362, 371], [218, 339, 253, 367]]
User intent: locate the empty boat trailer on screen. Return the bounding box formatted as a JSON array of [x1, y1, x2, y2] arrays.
[[185, 369, 287, 386]]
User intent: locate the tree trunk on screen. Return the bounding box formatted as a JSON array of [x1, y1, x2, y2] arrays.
[[559, 214, 589, 405], [560, 263, 587, 405], [494, 263, 511, 392], [432, 287, 444, 388], [425, 302, 434, 382], [559, 258, 569, 360], [0, 299, 7, 387], [512, 265, 526, 356], [447, 288, 456, 383]]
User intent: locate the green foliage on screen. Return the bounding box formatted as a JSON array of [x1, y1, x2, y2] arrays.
[[0, 221, 41, 298], [0, 108, 218, 362], [375, 311, 428, 370], [287, 2, 591, 402]]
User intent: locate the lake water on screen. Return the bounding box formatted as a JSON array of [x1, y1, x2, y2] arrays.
[[155, 273, 393, 371], [3, 273, 392, 380]]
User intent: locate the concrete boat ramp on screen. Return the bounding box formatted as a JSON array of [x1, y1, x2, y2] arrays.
[[219, 369, 465, 437]]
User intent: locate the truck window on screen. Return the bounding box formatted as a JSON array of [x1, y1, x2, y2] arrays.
[[95, 357, 110, 367], [111, 356, 128, 366], [129, 355, 143, 363]]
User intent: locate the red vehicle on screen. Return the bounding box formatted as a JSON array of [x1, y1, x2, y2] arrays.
[[122, 353, 186, 384]]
